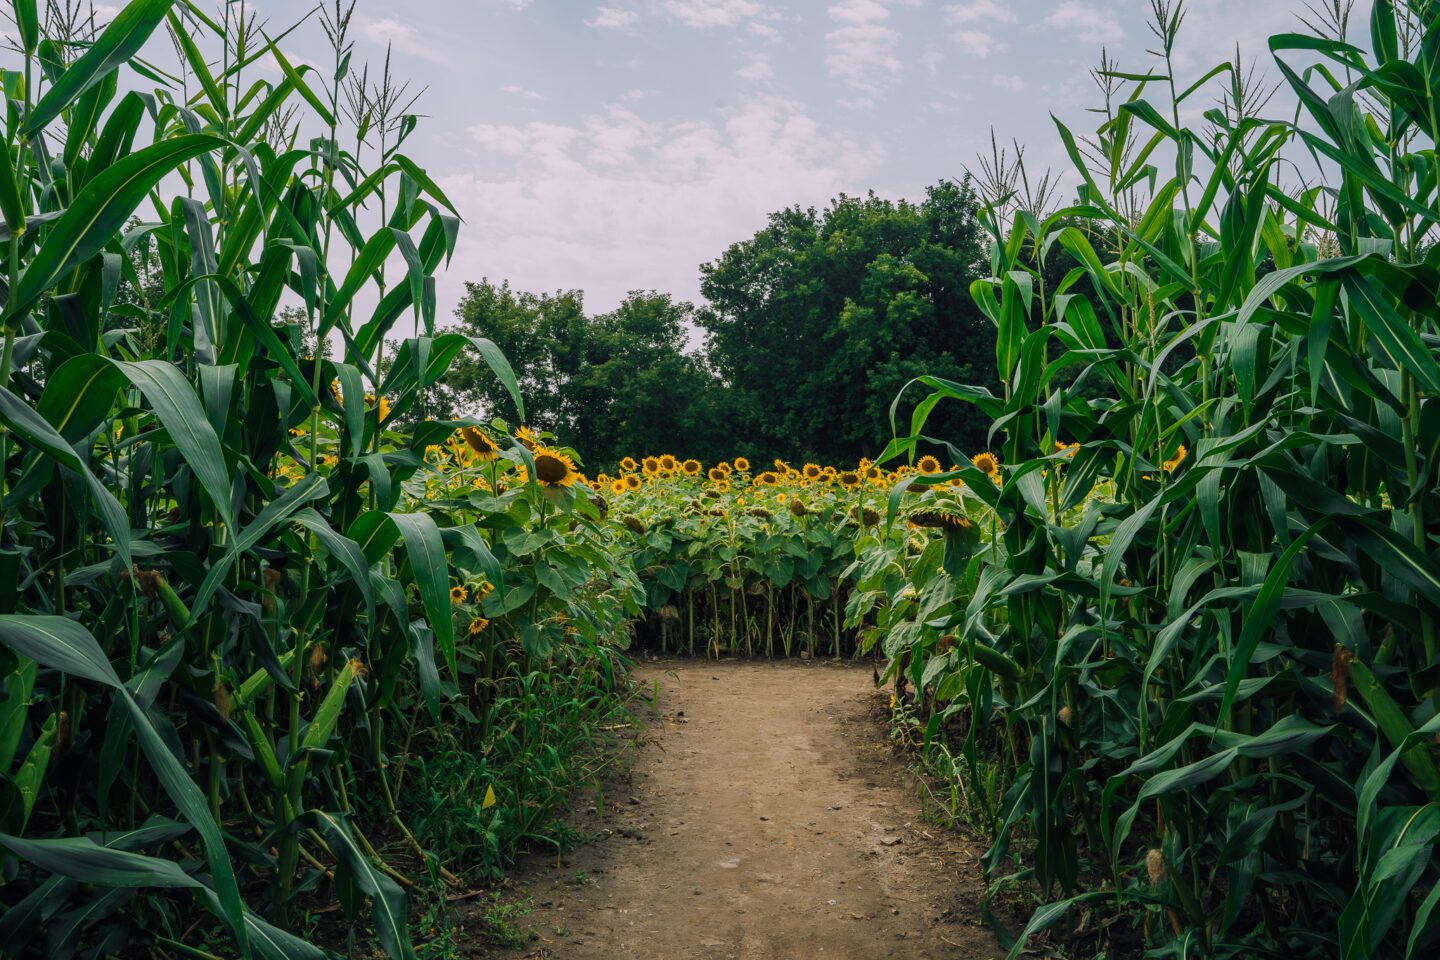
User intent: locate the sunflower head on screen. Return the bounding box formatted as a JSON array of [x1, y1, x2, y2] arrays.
[[972, 452, 1000, 478], [611, 478, 629, 495], [837, 470, 860, 490], [682, 458, 702, 476], [802, 463, 822, 481], [642, 456, 661, 476], [787, 498, 808, 518], [916, 454, 941, 475], [619, 456, 638, 474], [449, 585, 469, 604], [1163, 444, 1188, 473], [733, 456, 751, 473], [1055, 440, 1079, 459], [458, 426, 499, 461], [659, 454, 679, 473], [514, 425, 541, 450], [707, 466, 727, 483], [467, 617, 490, 636], [625, 474, 642, 491], [532, 446, 579, 487]]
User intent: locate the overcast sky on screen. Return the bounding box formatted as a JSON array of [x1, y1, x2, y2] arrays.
[[236, 0, 1318, 315]]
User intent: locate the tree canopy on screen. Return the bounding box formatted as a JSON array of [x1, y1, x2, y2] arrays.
[[441, 179, 996, 469]]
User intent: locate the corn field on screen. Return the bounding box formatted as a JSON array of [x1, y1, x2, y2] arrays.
[[0, 2, 640, 957], [865, 3, 1440, 957]]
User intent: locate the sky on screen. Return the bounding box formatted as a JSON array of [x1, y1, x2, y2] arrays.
[[231, 0, 1319, 315]]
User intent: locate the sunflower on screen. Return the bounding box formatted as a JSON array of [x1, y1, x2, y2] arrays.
[[707, 466, 727, 483], [787, 499, 808, 517], [458, 426, 499, 461], [532, 446, 580, 487], [1163, 443, 1188, 473], [837, 470, 860, 490], [659, 454, 679, 474], [773, 459, 789, 472], [916, 454, 942, 474], [1055, 440, 1079, 459], [475, 580, 495, 598], [802, 463, 823, 481], [619, 456, 638, 474], [909, 510, 973, 532], [682, 458, 702, 476], [625, 474, 642, 491], [642, 456, 661, 476], [610, 478, 629, 495], [515, 425, 541, 450], [712, 480, 731, 493], [364, 393, 392, 421], [972, 452, 1000, 478], [733, 456, 751, 473], [449, 585, 468, 604], [467, 617, 490, 637], [596, 473, 612, 486], [715, 461, 732, 476]]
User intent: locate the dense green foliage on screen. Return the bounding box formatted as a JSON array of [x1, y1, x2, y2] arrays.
[[855, 3, 1440, 958], [0, 3, 639, 957], [441, 282, 725, 463], [700, 180, 994, 463], [441, 181, 996, 469]]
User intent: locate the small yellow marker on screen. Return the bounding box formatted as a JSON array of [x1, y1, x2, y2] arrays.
[[482, 784, 497, 809]]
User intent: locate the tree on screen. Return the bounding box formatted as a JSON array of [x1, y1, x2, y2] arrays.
[[441, 281, 719, 468], [697, 179, 994, 464]]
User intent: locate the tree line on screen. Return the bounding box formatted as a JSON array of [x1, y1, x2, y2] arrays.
[[436, 179, 999, 469]]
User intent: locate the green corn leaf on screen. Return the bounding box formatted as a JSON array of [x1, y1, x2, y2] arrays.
[[0, 615, 248, 952], [388, 511, 456, 680], [110, 359, 237, 535], [0, 387, 133, 570], [24, 0, 177, 136], [6, 134, 224, 324], [302, 811, 415, 960]]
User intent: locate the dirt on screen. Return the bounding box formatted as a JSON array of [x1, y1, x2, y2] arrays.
[[473, 658, 1001, 960]]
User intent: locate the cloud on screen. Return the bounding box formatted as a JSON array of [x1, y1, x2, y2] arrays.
[[826, 0, 903, 107], [1043, 1, 1124, 45], [441, 96, 878, 312], [951, 30, 1000, 58], [359, 17, 452, 64], [736, 53, 775, 82], [590, 6, 641, 29], [590, 0, 775, 30], [990, 73, 1024, 91], [662, 0, 768, 28], [501, 84, 546, 100], [944, 0, 1015, 25]]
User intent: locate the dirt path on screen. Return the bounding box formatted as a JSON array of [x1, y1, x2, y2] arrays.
[[477, 659, 1000, 960]]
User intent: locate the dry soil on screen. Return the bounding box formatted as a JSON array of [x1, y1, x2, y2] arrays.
[[477, 658, 1001, 960]]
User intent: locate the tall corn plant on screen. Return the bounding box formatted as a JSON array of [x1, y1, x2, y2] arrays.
[[887, 2, 1440, 957], [0, 0, 539, 956]]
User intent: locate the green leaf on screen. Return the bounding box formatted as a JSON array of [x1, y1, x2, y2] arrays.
[[388, 512, 455, 680], [0, 387, 132, 570], [24, 0, 177, 136], [111, 359, 237, 534], [6, 134, 224, 323], [303, 811, 415, 960]]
